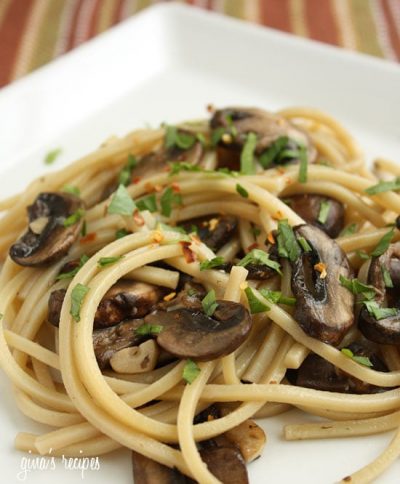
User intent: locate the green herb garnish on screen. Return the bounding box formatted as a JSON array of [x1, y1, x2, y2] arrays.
[[44, 148, 62, 165], [371, 227, 395, 257], [165, 125, 196, 150], [382, 266, 394, 288], [70, 283, 90, 322], [244, 287, 270, 314], [115, 228, 130, 239], [240, 132, 257, 174], [118, 154, 137, 186], [339, 223, 357, 237], [160, 187, 182, 217], [341, 348, 373, 367], [97, 256, 124, 268], [259, 289, 296, 306], [56, 255, 89, 281], [108, 185, 136, 216], [236, 184, 248, 198], [63, 185, 80, 196], [135, 323, 163, 336], [363, 300, 398, 320], [238, 249, 281, 275], [276, 220, 301, 262], [136, 194, 157, 213], [318, 200, 331, 224], [298, 145, 308, 183], [63, 208, 85, 227], [259, 137, 289, 169], [356, 250, 370, 260], [339, 275, 376, 301], [365, 178, 400, 195], [200, 257, 225, 271], [201, 290, 218, 317], [183, 359, 201, 384]]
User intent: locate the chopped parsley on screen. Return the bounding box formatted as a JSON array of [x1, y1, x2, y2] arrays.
[[356, 250, 370, 260], [81, 220, 87, 237], [97, 256, 124, 268], [169, 162, 202, 175], [165, 125, 196, 150], [259, 137, 289, 169], [236, 184, 249, 198], [63, 185, 80, 196], [365, 177, 400, 195], [56, 254, 89, 281], [259, 288, 296, 306], [371, 227, 395, 257], [382, 266, 394, 288], [238, 249, 282, 275], [244, 287, 270, 314], [136, 194, 157, 213], [118, 154, 137, 186], [363, 300, 398, 320], [157, 222, 187, 234], [63, 208, 85, 227], [183, 359, 201, 384], [44, 148, 62, 165], [108, 184, 136, 216], [317, 200, 331, 224], [251, 225, 261, 237], [200, 256, 225, 271], [201, 290, 218, 317], [70, 283, 90, 322], [240, 132, 258, 175], [341, 348, 373, 367], [115, 228, 130, 239], [298, 145, 308, 183], [211, 127, 226, 146], [276, 220, 301, 262], [297, 236, 312, 253], [339, 223, 357, 237], [160, 186, 182, 217], [339, 275, 376, 301], [135, 323, 163, 336]]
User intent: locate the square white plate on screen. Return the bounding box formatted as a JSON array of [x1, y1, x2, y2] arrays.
[[1, 4, 400, 483]]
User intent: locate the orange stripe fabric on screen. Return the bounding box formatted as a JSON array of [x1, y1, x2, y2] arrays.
[[0, 0, 399, 89]]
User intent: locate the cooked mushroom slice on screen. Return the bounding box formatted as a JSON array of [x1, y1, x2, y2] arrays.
[[146, 301, 252, 361], [359, 242, 400, 344], [295, 345, 388, 394], [199, 447, 249, 484], [210, 107, 316, 171], [47, 280, 165, 329], [132, 451, 194, 484], [291, 224, 354, 345], [93, 319, 146, 369], [284, 194, 345, 238], [132, 128, 203, 178], [110, 339, 159, 374], [180, 215, 238, 251], [157, 280, 207, 311], [10, 192, 84, 266], [95, 280, 166, 328]]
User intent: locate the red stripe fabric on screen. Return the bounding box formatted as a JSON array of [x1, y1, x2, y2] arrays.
[[381, 0, 400, 60], [305, 0, 339, 45], [260, 0, 291, 33]]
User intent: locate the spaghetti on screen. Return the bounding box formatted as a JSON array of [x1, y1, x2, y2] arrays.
[[0, 106, 400, 483]]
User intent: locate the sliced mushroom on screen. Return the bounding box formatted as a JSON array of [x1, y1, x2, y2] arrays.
[[47, 280, 165, 329], [291, 224, 354, 345], [93, 319, 145, 369], [180, 215, 238, 252], [295, 343, 388, 394], [359, 242, 400, 344], [284, 194, 345, 238], [10, 192, 84, 266], [132, 451, 194, 484], [133, 129, 204, 178], [199, 447, 248, 484], [110, 339, 159, 374], [146, 301, 252, 361], [210, 107, 317, 171], [95, 280, 166, 328]]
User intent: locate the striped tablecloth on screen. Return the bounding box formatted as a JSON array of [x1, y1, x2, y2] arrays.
[[0, 0, 399, 88]]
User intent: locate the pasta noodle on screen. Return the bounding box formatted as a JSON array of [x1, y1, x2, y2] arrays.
[[0, 105, 400, 483]]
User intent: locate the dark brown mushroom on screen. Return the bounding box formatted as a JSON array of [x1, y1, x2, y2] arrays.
[[132, 451, 195, 484], [284, 194, 345, 238], [93, 318, 146, 369], [359, 242, 400, 345], [157, 280, 207, 311], [210, 107, 317, 171], [294, 343, 388, 394], [146, 301, 252, 361], [10, 192, 84, 266], [180, 215, 238, 252], [47, 280, 165, 329], [199, 447, 249, 484], [291, 224, 355, 345]]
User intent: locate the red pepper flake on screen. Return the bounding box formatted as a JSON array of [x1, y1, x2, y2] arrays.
[[171, 182, 181, 193], [132, 176, 142, 184], [152, 230, 164, 243], [133, 210, 145, 226], [247, 242, 259, 252], [163, 165, 171, 172], [267, 232, 275, 244], [272, 210, 284, 221], [163, 292, 176, 302], [80, 232, 97, 244], [314, 262, 328, 279], [179, 241, 196, 263]]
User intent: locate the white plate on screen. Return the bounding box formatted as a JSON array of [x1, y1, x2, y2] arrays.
[[1, 4, 400, 483]]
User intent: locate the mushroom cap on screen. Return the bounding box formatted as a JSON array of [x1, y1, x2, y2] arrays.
[[10, 192, 84, 266], [291, 224, 355, 345], [359, 242, 400, 345], [146, 301, 252, 361], [284, 194, 345, 238], [180, 215, 238, 252], [132, 451, 193, 484], [199, 447, 249, 484]]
